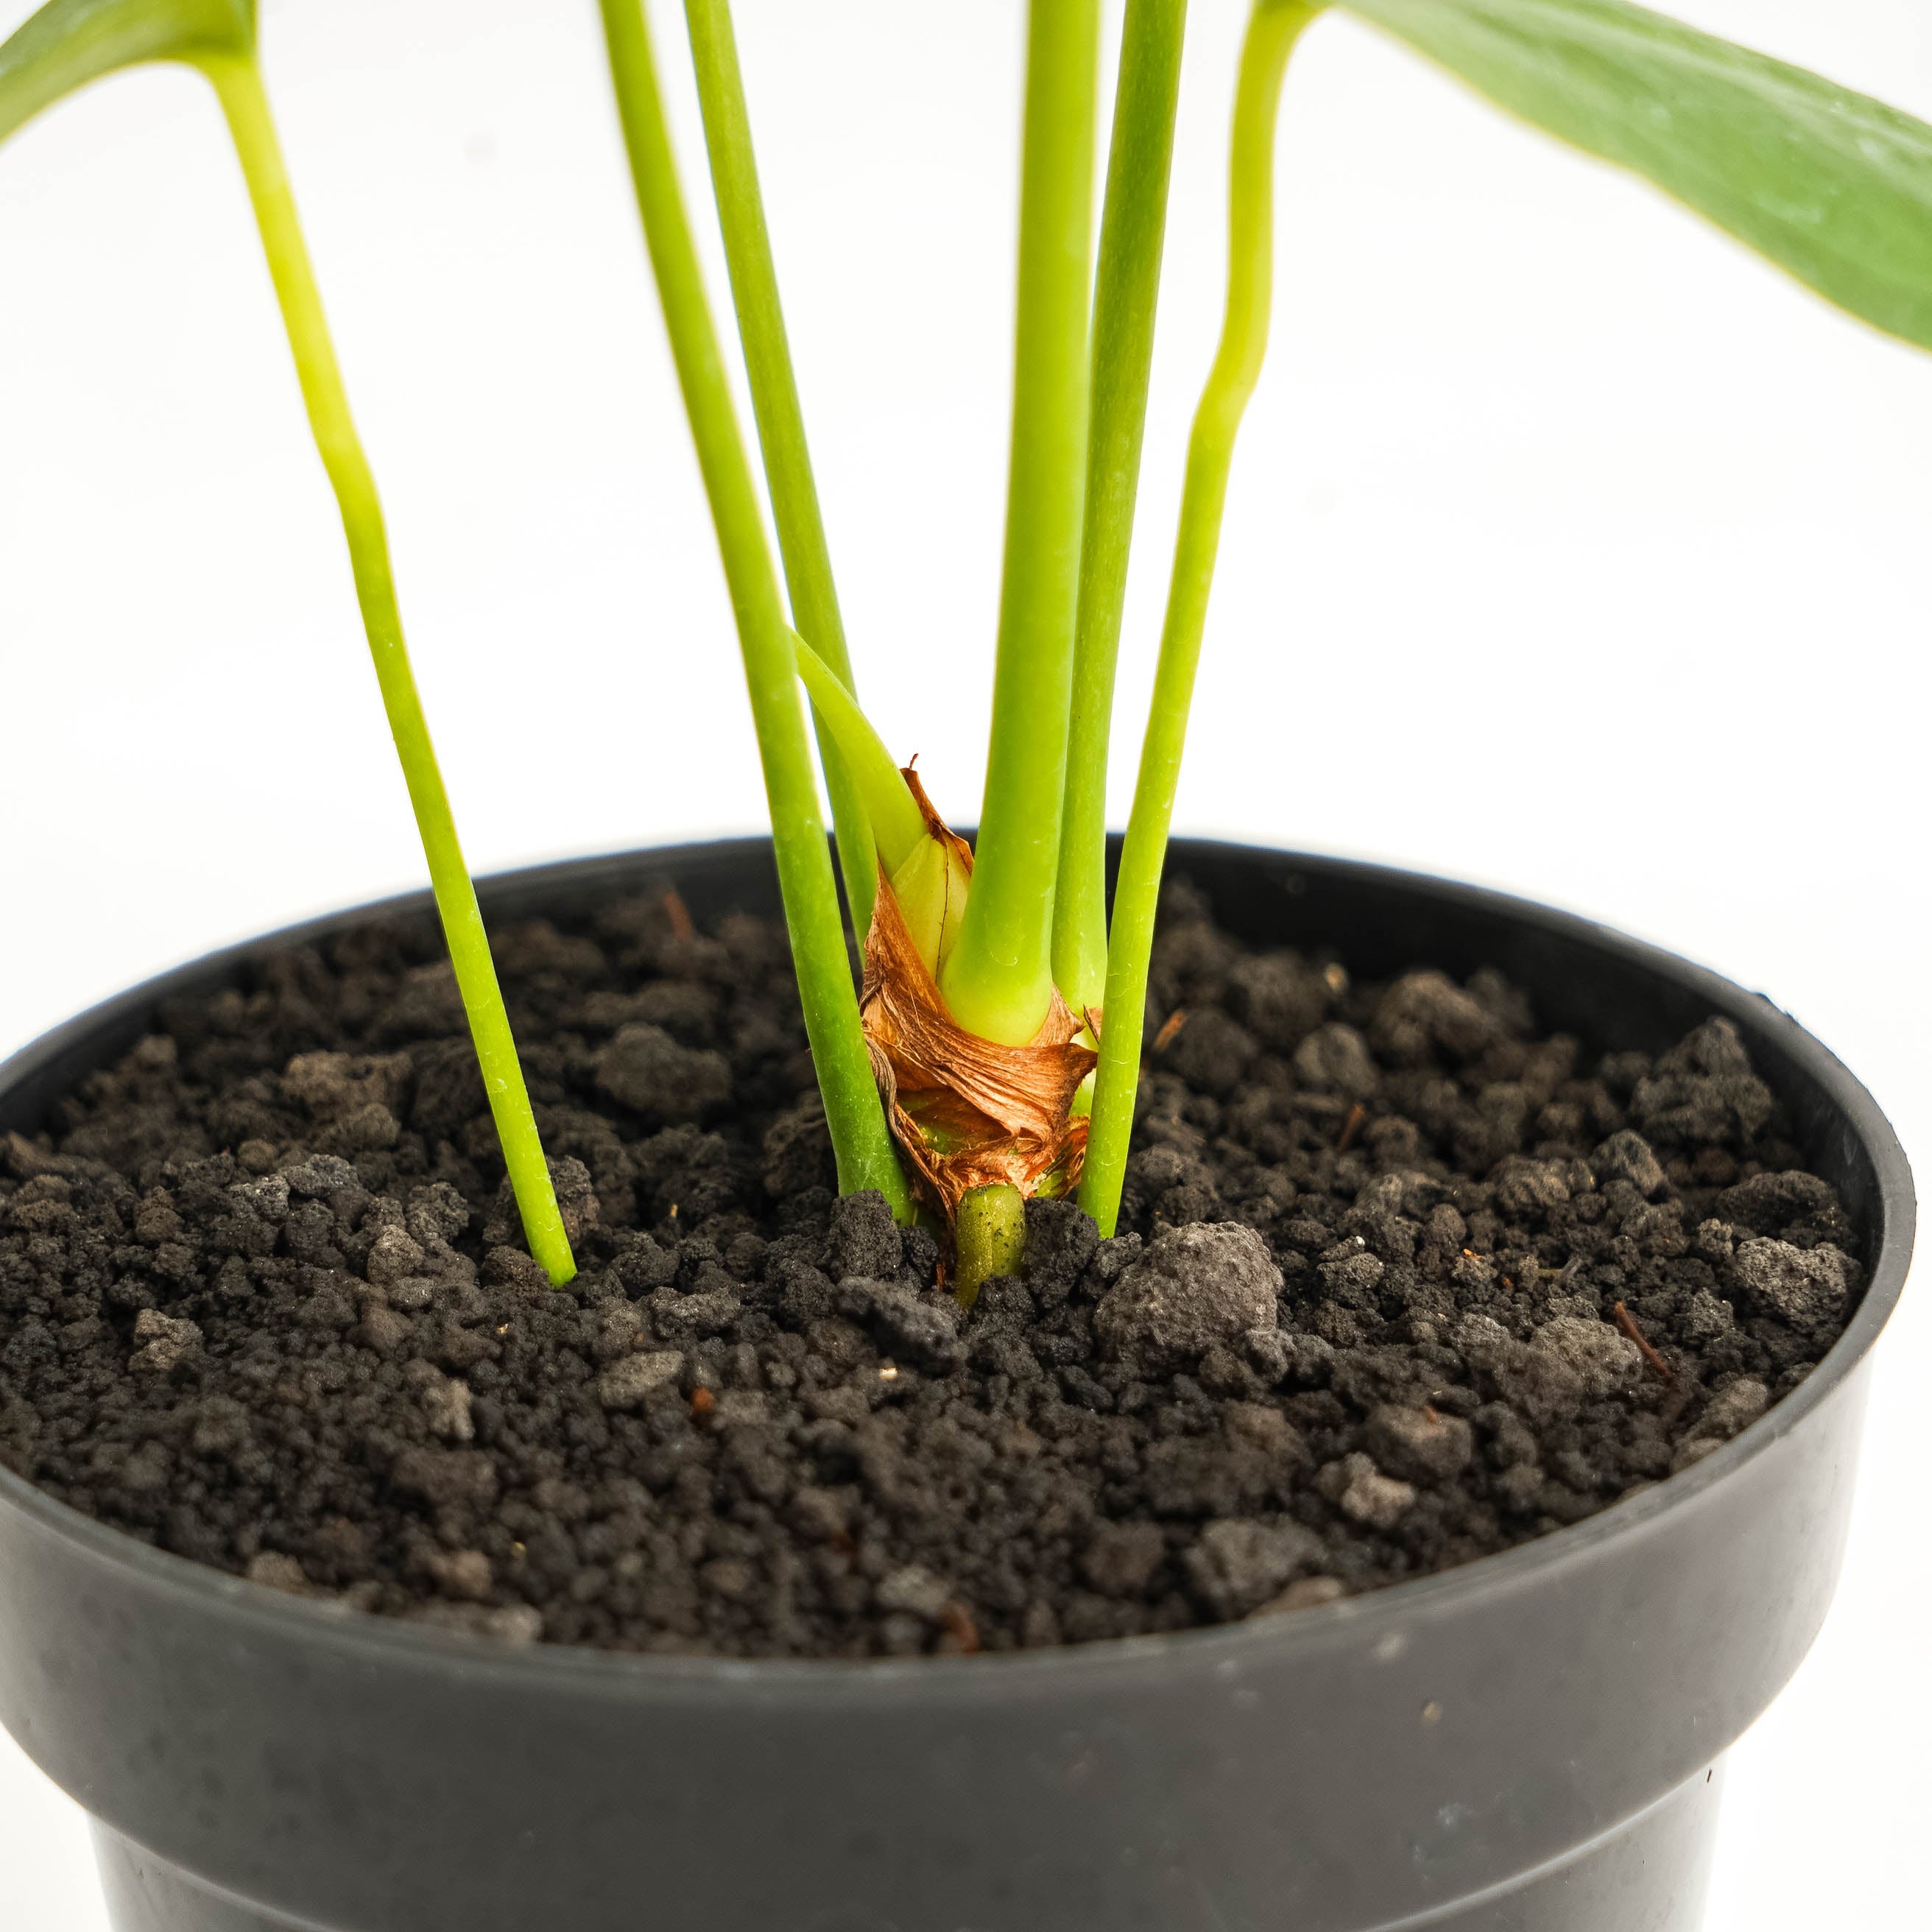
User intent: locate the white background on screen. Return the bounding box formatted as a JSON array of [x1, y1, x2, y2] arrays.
[[1, 0, 1927, 1922]]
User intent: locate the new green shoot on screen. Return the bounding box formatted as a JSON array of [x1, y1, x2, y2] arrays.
[[794, 634, 970, 981], [792, 635, 923, 876]]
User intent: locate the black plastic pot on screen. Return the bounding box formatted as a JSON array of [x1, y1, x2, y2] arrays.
[[0, 839, 1912, 1932]]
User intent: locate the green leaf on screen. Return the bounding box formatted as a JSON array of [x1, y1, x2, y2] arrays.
[[1340, 0, 1932, 350], [1, 0, 254, 144]]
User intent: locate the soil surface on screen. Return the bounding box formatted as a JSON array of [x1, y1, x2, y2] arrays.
[[0, 878, 1862, 1657]]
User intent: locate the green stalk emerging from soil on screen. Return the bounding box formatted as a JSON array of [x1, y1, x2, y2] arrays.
[[1081, 0, 1317, 1236], [0, 2, 577, 1286], [596, 0, 910, 1218], [938, 0, 1101, 1047], [1052, 0, 1188, 1032], [683, 0, 878, 933], [202, 56, 577, 1284]]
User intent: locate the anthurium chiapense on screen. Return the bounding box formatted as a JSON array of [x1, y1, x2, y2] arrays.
[[1, 0, 576, 1280], [12, 1, 1932, 1296]]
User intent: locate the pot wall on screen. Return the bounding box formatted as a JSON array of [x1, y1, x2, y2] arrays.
[[0, 841, 1913, 1932]]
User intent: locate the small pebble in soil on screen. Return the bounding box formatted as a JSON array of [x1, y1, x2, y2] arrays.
[[0, 876, 1861, 1659]]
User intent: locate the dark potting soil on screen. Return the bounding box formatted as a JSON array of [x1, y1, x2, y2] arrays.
[[0, 878, 1863, 1658]]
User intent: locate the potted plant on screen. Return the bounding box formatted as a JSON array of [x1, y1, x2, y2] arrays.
[[0, 3, 1922, 1928]]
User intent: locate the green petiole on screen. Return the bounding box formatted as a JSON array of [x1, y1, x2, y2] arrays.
[[1, 1, 576, 1286], [1052, 0, 1189, 1028], [202, 56, 577, 1285], [683, 0, 880, 936], [1080, 0, 1318, 1236], [939, 0, 1101, 1048], [596, 0, 911, 1220]]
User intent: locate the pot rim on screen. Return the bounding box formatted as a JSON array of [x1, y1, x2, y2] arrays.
[[0, 837, 1912, 1708]]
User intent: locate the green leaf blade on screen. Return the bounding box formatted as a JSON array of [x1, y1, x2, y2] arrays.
[[1, 0, 254, 145], [1342, 0, 1932, 350]]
